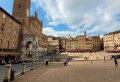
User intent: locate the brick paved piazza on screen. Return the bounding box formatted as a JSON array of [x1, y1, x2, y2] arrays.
[[12, 60, 120, 82]]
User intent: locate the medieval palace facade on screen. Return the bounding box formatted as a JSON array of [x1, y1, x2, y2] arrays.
[[0, 0, 48, 63]]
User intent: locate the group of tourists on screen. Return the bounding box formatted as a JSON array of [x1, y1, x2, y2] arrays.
[[44, 57, 72, 66], [104, 56, 119, 67], [1, 59, 13, 65]]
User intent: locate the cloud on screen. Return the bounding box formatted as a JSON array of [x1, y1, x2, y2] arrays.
[[32, 0, 120, 36], [42, 27, 84, 37]]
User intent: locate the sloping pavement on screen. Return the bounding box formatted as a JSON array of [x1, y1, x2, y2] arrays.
[[12, 60, 120, 82]]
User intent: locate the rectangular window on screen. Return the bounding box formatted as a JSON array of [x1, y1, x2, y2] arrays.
[[0, 39, 2, 46], [9, 27, 11, 33], [14, 30, 17, 36], [1, 23, 4, 30], [7, 41, 9, 48], [19, 4, 21, 9]]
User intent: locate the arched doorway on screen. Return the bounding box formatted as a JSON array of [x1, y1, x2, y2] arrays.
[[21, 34, 39, 61], [25, 41, 33, 58]]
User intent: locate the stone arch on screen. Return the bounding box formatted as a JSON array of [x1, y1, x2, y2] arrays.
[[26, 41, 32, 48], [25, 41, 33, 58], [21, 34, 38, 61]]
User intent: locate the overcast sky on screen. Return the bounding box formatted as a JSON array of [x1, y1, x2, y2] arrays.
[[0, 0, 120, 37]]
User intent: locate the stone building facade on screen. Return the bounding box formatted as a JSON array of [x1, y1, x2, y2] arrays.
[[61, 35, 100, 52], [65, 35, 86, 52], [65, 39, 78, 51], [86, 38, 93, 51], [103, 30, 120, 52], [104, 33, 114, 51], [114, 31, 120, 50], [47, 36, 60, 53], [91, 36, 100, 51], [59, 37, 66, 51], [41, 34, 48, 55], [76, 35, 86, 50]]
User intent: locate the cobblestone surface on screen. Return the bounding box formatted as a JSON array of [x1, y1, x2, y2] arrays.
[[12, 60, 120, 82]]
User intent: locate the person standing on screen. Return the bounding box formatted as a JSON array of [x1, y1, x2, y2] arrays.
[[45, 59, 49, 66], [2, 59, 6, 65], [63, 59, 67, 66], [114, 57, 118, 67]]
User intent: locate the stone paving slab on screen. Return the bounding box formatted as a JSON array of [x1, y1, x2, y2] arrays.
[[12, 61, 120, 82]]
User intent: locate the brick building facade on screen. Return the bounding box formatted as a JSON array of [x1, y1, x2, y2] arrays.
[[0, 7, 21, 63], [0, 0, 45, 63]]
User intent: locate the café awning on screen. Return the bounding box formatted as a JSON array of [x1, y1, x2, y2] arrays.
[[0, 51, 20, 56], [65, 49, 86, 52]]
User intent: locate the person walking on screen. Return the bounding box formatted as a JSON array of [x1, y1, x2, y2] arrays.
[[104, 56, 106, 62], [114, 57, 118, 67], [63, 58, 69, 66], [66, 58, 69, 65], [63, 59, 67, 66], [110, 55, 112, 61]]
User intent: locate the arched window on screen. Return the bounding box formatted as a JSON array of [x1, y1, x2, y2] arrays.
[[14, 30, 17, 36], [30, 25, 32, 28], [3, 14, 5, 18], [13, 42, 15, 48]]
